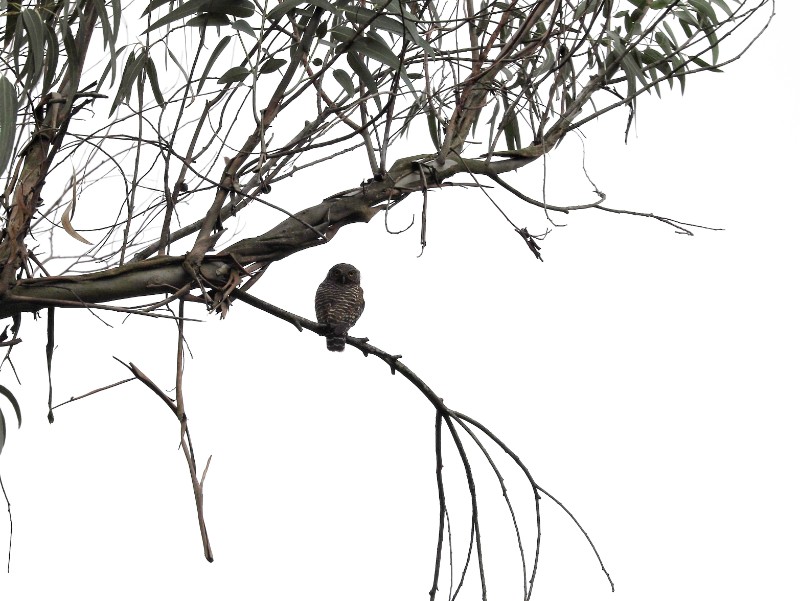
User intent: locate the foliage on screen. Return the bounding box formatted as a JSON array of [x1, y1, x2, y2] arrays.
[[0, 0, 773, 594]]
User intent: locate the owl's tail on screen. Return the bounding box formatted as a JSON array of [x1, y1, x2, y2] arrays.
[[326, 335, 346, 352]]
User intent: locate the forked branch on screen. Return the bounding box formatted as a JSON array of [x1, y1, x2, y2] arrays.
[[232, 289, 614, 597]]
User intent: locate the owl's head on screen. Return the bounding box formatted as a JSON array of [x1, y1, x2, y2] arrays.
[[327, 263, 360, 285]]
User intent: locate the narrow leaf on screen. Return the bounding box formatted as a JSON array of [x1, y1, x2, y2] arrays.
[[144, 0, 210, 33], [90, 0, 113, 48], [206, 0, 256, 17], [687, 0, 718, 24], [21, 9, 45, 86], [218, 65, 250, 84], [0, 385, 22, 428], [349, 35, 399, 69], [145, 57, 166, 107], [198, 35, 231, 92], [260, 58, 287, 73], [42, 23, 59, 94], [333, 68, 355, 96], [0, 76, 18, 175], [347, 50, 382, 110], [0, 408, 6, 455], [267, 0, 337, 21], [232, 19, 256, 38], [185, 13, 230, 27], [709, 0, 733, 18]]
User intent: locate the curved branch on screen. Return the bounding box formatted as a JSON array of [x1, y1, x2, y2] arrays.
[[230, 289, 613, 595]]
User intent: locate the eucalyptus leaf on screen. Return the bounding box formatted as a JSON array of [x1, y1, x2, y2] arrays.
[[198, 35, 231, 92], [218, 65, 250, 84], [145, 57, 166, 107], [260, 58, 287, 73], [0, 76, 18, 176], [144, 0, 210, 32], [232, 19, 256, 38], [333, 68, 356, 95], [185, 13, 230, 26], [267, 0, 337, 21], [21, 9, 45, 86]]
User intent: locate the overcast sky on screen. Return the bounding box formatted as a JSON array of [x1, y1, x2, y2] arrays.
[[1, 3, 797, 600]]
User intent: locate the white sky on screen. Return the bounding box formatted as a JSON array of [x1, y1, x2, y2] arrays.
[[1, 3, 798, 600]]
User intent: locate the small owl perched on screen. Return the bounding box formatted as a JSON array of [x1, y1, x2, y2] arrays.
[[315, 263, 365, 352]]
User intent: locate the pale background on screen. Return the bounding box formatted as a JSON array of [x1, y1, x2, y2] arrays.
[[1, 3, 797, 600]]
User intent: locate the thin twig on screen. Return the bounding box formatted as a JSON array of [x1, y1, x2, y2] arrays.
[[51, 377, 136, 411], [0, 473, 12, 573], [231, 289, 613, 593]]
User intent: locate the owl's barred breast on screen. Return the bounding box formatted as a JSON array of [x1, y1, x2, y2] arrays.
[[315, 286, 363, 324]]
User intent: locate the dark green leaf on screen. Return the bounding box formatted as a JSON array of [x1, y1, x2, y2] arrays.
[[426, 111, 441, 150], [0, 76, 18, 176], [502, 111, 520, 151], [144, 0, 211, 32], [687, 0, 718, 24], [689, 55, 722, 72], [110, 50, 148, 115], [205, 0, 255, 17], [706, 26, 719, 64], [0, 409, 6, 456], [142, 0, 175, 17], [642, 47, 664, 66], [232, 19, 256, 38], [331, 24, 358, 43], [21, 9, 45, 86], [347, 50, 382, 109], [648, 67, 662, 97], [3, 1, 20, 49], [198, 35, 231, 92], [260, 58, 287, 73], [709, 0, 733, 18], [349, 35, 399, 69], [218, 65, 250, 84], [145, 57, 166, 106], [267, 0, 337, 21], [655, 31, 674, 55], [90, 0, 114, 48], [42, 22, 59, 94], [531, 43, 554, 78], [95, 46, 126, 92], [333, 68, 356, 95], [0, 384, 22, 428], [185, 13, 231, 26], [662, 21, 678, 47], [111, 0, 122, 40]]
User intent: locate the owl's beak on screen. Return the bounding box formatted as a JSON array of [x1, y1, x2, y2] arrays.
[[339, 275, 347, 284]]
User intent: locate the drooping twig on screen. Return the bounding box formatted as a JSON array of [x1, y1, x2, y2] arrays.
[[231, 289, 613, 594], [429, 410, 447, 601], [1, 472, 12, 573], [45, 309, 55, 424]]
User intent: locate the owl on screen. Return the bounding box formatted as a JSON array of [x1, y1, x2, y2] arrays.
[[315, 263, 365, 352]]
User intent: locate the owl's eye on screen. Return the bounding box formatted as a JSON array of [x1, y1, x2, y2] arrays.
[[348, 271, 355, 277], [332, 269, 341, 276]]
